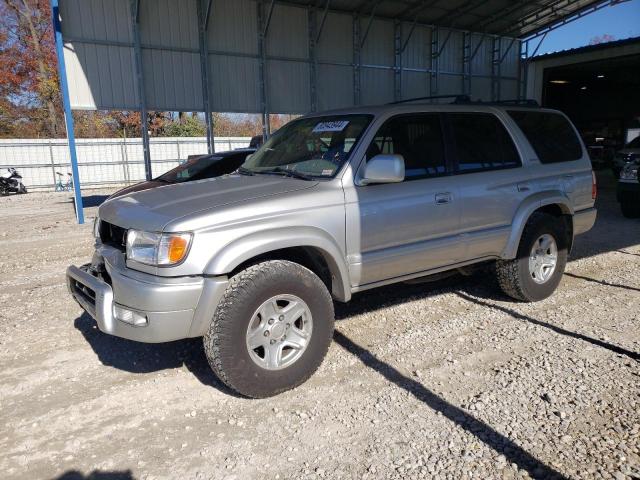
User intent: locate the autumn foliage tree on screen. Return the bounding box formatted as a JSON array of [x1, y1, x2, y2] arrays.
[[1, 0, 62, 138], [0, 1, 295, 139]]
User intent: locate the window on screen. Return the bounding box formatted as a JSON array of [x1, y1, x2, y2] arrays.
[[366, 114, 446, 180], [448, 113, 521, 172], [507, 110, 582, 164]]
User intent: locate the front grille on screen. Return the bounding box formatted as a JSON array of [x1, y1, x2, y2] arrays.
[[99, 221, 127, 252]]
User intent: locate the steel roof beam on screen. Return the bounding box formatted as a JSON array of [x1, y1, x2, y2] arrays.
[[429, 0, 487, 28], [517, 0, 610, 39], [359, 0, 383, 48], [204, 0, 214, 30], [270, 0, 519, 39], [263, 0, 277, 37], [471, 1, 549, 32], [315, 0, 330, 43], [498, 36, 517, 64], [504, 0, 595, 36]]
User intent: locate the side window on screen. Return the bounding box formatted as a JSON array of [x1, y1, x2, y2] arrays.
[[448, 113, 521, 173], [366, 114, 446, 180], [507, 110, 582, 163]]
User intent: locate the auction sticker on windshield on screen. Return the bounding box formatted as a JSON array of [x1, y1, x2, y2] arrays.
[[312, 120, 349, 133]]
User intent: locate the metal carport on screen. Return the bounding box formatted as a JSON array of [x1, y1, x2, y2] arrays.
[[50, 0, 617, 223]]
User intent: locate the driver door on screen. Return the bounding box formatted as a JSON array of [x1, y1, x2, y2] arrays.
[[345, 113, 464, 287]]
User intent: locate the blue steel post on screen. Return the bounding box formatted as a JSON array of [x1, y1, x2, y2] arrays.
[[50, 0, 84, 224]]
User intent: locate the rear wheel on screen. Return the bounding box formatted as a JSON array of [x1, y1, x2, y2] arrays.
[[496, 213, 568, 302], [204, 260, 334, 398]]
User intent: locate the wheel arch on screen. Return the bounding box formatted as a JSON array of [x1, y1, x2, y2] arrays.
[[204, 227, 351, 302], [502, 193, 574, 259]]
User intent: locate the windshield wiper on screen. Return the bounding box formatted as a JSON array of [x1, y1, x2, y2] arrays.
[[236, 167, 255, 176], [261, 167, 314, 181]]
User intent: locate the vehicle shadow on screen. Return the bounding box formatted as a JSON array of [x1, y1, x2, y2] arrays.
[[455, 291, 639, 362], [335, 272, 639, 362], [73, 313, 241, 397], [564, 271, 640, 293], [50, 470, 134, 480], [333, 330, 568, 480]]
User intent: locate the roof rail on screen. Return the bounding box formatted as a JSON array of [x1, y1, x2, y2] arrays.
[[389, 94, 471, 105], [452, 98, 540, 107], [388, 95, 539, 107]]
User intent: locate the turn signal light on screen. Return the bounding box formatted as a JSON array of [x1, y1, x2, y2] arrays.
[[167, 235, 189, 263]]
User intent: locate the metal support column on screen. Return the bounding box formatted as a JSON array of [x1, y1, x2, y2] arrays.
[[257, 0, 271, 140], [393, 20, 402, 102], [308, 6, 318, 112], [518, 39, 529, 100], [430, 27, 438, 98], [50, 0, 84, 223], [462, 31, 471, 96], [490, 36, 501, 101], [352, 14, 361, 105], [130, 0, 152, 180], [198, 0, 215, 153]]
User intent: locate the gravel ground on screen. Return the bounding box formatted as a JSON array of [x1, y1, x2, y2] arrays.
[[0, 172, 638, 480]]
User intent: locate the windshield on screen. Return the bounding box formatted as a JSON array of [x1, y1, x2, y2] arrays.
[[626, 137, 640, 148], [241, 114, 372, 178], [157, 155, 225, 183]]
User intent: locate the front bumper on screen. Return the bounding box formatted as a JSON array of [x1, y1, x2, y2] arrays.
[[66, 246, 228, 343]]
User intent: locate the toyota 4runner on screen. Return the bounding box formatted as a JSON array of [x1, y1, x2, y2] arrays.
[[67, 101, 597, 397]]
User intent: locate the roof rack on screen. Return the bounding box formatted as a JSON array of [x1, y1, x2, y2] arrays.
[[388, 95, 540, 107], [389, 94, 471, 105], [452, 98, 540, 107]]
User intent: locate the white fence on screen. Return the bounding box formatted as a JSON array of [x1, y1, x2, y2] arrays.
[[0, 137, 251, 191]]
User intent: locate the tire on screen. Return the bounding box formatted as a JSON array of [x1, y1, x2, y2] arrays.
[[496, 212, 568, 302], [18, 185, 27, 194], [204, 260, 335, 398], [620, 201, 640, 219]]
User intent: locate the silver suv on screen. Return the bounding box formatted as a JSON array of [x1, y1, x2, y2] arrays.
[[67, 102, 597, 397]]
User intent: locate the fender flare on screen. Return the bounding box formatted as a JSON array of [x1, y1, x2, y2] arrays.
[[502, 191, 573, 259], [204, 226, 352, 302]]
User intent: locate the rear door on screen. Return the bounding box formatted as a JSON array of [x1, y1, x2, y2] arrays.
[[446, 112, 526, 260], [506, 109, 593, 212]]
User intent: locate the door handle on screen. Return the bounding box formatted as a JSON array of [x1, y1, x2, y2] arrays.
[[517, 183, 530, 192], [435, 192, 452, 205]]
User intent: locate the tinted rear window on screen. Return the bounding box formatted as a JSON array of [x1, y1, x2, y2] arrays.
[[507, 111, 582, 163], [448, 113, 521, 173]]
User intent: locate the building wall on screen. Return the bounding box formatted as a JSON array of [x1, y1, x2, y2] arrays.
[[59, 0, 522, 115]]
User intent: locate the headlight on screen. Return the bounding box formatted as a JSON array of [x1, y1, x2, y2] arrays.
[[620, 162, 639, 181], [93, 217, 101, 239], [126, 230, 192, 266]]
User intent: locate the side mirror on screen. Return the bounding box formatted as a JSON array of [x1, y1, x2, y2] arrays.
[[360, 154, 405, 185]]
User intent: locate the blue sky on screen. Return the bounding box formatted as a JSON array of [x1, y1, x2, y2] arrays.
[[532, 0, 640, 55]]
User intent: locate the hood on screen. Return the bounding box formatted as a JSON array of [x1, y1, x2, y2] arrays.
[[108, 180, 165, 200], [98, 174, 318, 231], [619, 148, 640, 155]]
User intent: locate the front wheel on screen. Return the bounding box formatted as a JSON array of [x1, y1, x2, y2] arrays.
[[19, 184, 27, 194], [496, 213, 568, 302], [204, 260, 335, 398]]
